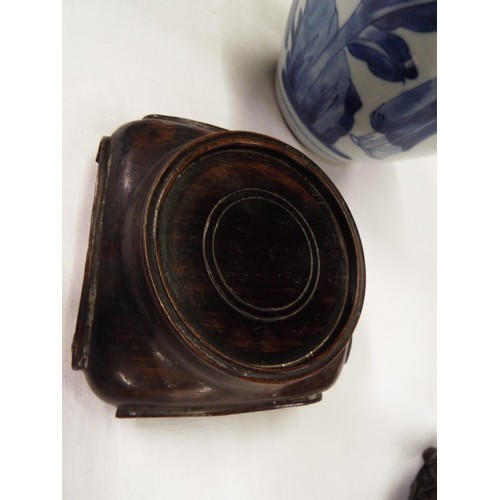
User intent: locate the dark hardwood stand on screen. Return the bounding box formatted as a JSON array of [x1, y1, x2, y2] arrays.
[[72, 115, 365, 417]]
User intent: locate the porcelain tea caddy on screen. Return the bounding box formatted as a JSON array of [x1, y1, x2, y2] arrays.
[[72, 115, 365, 417]]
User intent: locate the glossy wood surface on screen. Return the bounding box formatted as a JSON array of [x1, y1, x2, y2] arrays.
[[72, 115, 365, 417]]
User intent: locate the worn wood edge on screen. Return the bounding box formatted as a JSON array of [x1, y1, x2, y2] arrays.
[[115, 393, 322, 418], [142, 114, 226, 133], [71, 137, 111, 370]]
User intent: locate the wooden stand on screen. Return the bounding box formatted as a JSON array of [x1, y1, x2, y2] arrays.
[[72, 115, 365, 417]]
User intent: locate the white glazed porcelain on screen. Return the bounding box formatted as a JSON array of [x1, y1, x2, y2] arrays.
[[276, 0, 437, 163]]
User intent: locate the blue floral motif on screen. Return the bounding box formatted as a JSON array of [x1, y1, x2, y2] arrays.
[[351, 79, 437, 159], [281, 0, 437, 160], [282, 0, 362, 160]]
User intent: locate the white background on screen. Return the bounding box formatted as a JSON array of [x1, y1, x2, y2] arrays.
[[62, 1, 436, 499]]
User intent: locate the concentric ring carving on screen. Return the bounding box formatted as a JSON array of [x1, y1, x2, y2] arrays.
[[203, 189, 320, 322]]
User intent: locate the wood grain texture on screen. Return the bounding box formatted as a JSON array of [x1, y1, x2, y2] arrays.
[[72, 115, 365, 417]]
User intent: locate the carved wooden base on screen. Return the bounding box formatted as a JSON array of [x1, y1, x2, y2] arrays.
[[72, 115, 365, 417]]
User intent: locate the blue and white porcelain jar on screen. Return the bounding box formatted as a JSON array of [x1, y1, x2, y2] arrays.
[[276, 0, 437, 162]]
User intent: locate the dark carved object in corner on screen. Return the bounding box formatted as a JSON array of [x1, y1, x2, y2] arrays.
[[408, 448, 437, 500], [72, 115, 366, 417]]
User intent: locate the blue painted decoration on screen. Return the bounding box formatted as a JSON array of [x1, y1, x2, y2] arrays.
[[351, 79, 437, 159], [281, 0, 437, 160]]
